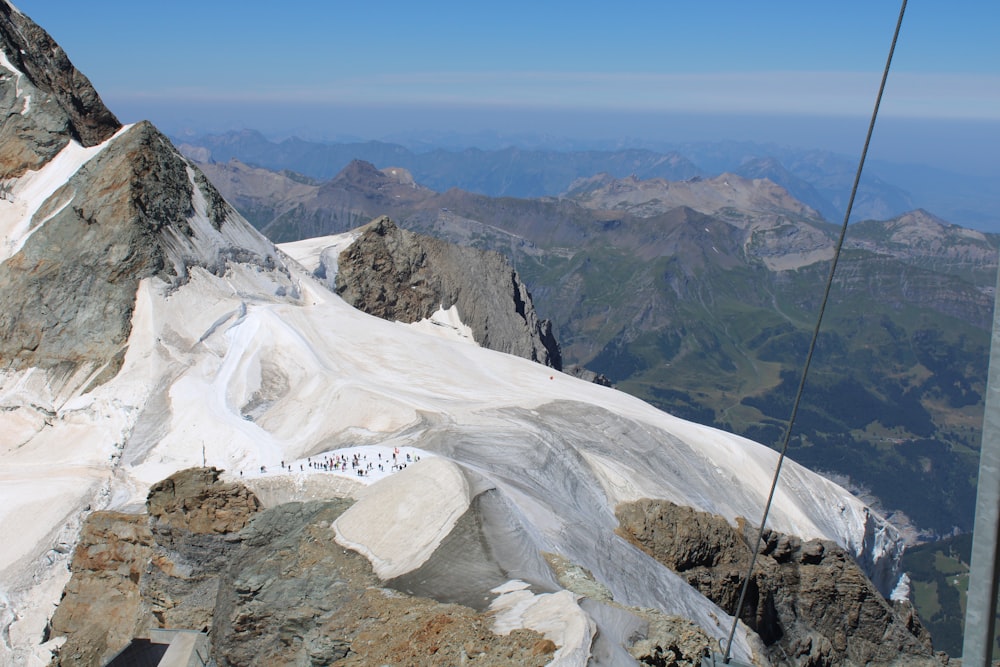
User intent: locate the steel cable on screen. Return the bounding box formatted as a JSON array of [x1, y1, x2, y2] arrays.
[[720, 1, 909, 662]]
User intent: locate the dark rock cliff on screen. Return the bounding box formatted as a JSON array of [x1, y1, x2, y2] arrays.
[[0, 1, 120, 179], [617, 499, 944, 667], [335, 216, 562, 369]]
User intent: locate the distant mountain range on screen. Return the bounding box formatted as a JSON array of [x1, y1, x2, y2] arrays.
[[192, 156, 998, 542], [175, 129, 1000, 231]]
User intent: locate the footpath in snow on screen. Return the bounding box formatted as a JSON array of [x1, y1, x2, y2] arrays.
[[237, 443, 431, 486]]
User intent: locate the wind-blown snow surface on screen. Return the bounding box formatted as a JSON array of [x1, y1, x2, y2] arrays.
[[0, 228, 904, 665]]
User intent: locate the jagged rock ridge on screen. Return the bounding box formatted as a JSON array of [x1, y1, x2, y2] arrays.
[[0, 2, 120, 178], [617, 500, 940, 666], [335, 216, 562, 369]]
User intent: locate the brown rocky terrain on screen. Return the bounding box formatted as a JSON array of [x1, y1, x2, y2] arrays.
[[563, 172, 820, 222], [47, 512, 153, 667], [616, 499, 944, 667], [47, 468, 562, 666], [51, 470, 805, 667]]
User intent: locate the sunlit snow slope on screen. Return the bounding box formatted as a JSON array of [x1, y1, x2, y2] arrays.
[[1, 221, 905, 665]]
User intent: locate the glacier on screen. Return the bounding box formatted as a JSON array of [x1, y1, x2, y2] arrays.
[[0, 180, 905, 663]]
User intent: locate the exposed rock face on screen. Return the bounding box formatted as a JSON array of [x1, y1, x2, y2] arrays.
[[50, 468, 259, 666], [0, 119, 280, 392], [47, 512, 153, 667], [0, 1, 121, 179], [336, 216, 562, 369], [143, 468, 264, 633], [617, 499, 941, 667], [0, 3, 282, 394], [48, 469, 553, 666], [147, 466, 260, 535]]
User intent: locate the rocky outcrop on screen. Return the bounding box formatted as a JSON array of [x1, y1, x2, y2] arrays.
[[617, 499, 942, 667], [0, 118, 281, 393], [48, 468, 553, 667], [0, 1, 121, 179], [47, 513, 153, 667], [49, 468, 259, 666], [142, 468, 264, 632], [147, 466, 260, 535], [0, 4, 283, 395], [336, 216, 562, 369]]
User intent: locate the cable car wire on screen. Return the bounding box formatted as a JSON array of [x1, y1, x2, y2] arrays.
[[717, 1, 909, 663]]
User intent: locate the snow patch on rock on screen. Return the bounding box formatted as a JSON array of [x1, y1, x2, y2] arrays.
[[0, 124, 130, 263], [490, 580, 595, 666]]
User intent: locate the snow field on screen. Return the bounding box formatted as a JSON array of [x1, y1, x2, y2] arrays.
[[0, 204, 907, 666], [490, 580, 595, 667]]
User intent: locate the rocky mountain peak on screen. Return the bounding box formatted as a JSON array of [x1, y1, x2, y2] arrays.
[[330, 158, 386, 185], [846, 208, 995, 276], [335, 216, 562, 369], [0, 2, 121, 178], [0, 114, 281, 396], [886, 208, 981, 239]]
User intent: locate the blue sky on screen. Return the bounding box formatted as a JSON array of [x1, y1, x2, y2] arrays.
[[13, 1, 1000, 173]]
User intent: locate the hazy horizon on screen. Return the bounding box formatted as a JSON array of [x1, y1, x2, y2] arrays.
[[142, 103, 997, 178], [14, 1, 999, 184], [19, 3, 996, 111]]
